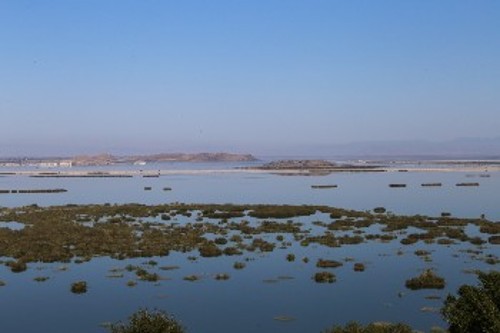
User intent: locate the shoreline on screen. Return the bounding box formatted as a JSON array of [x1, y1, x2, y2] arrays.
[[1, 165, 499, 177]]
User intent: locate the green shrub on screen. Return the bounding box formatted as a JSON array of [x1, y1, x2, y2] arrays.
[[442, 271, 500, 333], [405, 269, 445, 290], [108, 308, 185, 333]]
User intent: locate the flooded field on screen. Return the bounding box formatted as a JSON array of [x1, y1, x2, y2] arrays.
[[0, 163, 498, 332]]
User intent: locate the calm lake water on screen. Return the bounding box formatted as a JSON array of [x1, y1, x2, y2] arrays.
[[0, 162, 498, 332]]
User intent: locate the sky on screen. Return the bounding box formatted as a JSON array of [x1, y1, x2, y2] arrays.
[[1, 1, 499, 156]]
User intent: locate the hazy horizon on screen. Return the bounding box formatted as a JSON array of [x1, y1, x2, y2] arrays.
[[2, 136, 500, 159], [2, 1, 499, 156]]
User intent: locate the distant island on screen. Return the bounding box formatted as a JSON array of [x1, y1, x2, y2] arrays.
[[246, 159, 383, 173], [0, 152, 257, 167]]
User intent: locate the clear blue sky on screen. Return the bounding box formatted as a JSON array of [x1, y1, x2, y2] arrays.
[[1, 1, 499, 156]]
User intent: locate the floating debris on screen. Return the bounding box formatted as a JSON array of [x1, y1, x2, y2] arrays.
[[273, 315, 295, 322], [456, 182, 479, 187], [311, 185, 338, 189], [0, 189, 67, 194], [159, 265, 180, 271], [183, 275, 200, 282], [277, 276, 294, 280]]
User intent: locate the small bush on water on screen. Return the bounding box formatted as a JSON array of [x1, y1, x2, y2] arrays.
[[353, 263, 365, 272], [405, 269, 445, 290], [7, 260, 27, 273], [314, 271, 336, 283], [108, 308, 185, 333], [71, 281, 87, 294]]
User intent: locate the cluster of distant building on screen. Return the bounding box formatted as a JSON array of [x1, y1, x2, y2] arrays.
[[0, 160, 73, 168]]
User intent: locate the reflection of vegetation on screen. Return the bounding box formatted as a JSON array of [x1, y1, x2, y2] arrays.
[[405, 269, 445, 290], [34, 276, 49, 282], [108, 308, 185, 333], [323, 321, 413, 333], [442, 271, 500, 333]]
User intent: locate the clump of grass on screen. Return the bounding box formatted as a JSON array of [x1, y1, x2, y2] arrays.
[[354, 263, 365, 272], [215, 273, 230, 280], [34, 276, 50, 282], [7, 260, 27, 273], [286, 254, 296, 262], [223, 247, 242, 256], [71, 281, 88, 294], [107, 308, 185, 333], [233, 262, 246, 270], [249, 238, 275, 252], [414, 250, 431, 256], [405, 269, 445, 290], [316, 259, 343, 268], [313, 271, 336, 283], [0, 280, 5, 287], [183, 275, 199, 282], [488, 236, 500, 245], [214, 237, 227, 245], [135, 268, 160, 282], [126, 280, 137, 287], [198, 242, 222, 257]]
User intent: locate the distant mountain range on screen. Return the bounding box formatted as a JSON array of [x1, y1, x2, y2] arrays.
[[2, 138, 500, 163]]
